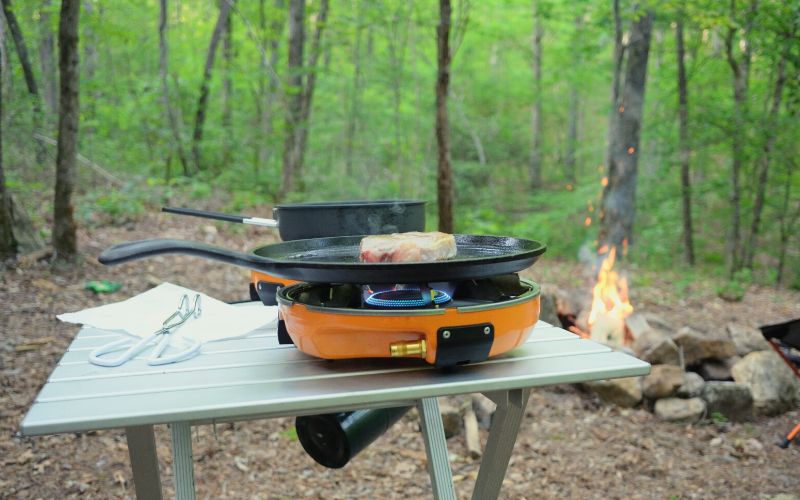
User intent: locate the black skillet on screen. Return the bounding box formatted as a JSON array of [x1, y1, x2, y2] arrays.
[[99, 235, 546, 284]]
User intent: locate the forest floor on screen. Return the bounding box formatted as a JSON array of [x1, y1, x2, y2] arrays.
[[2, 212, 799, 499]]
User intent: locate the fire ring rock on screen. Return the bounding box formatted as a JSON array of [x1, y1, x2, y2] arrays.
[[585, 377, 643, 408], [701, 381, 754, 422], [654, 397, 706, 422], [671, 326, 737, 365], [642, 364, 685, 399], [731, 351, 800, 416]]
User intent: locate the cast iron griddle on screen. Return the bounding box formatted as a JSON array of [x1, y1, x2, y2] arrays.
[[99, 235, 547, 284]]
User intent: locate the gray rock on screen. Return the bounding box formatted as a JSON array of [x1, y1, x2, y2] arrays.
[[698, 357, 739, 381], [538, 288, 561, 326], [439, 403, 462, 439], [643, 313, 672, 332], [642, 365, 685, 399], [625, 313, 653, 341], [654, 397, 706, 422], [672, 326, 737, 365], [731, 351, 800, 415], [726, 323, 770, 356], [586, 377, 643, 408], [633, 329, 681, 366], [470, 394, 496, 429], [702, 381, 754, 422], [676, 372, 706, 398]]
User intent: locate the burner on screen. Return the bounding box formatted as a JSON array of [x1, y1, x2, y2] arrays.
[[364, 288, 452, 308], [362, 283, 455, 309]]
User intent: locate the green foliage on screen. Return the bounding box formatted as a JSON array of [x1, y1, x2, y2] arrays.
[[716, 269, 753, 302], [0, 0, 797, 286], [710, 411, 729, 425]]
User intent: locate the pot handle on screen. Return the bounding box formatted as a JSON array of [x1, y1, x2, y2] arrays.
[[162, 207, 278, 228], [98, 239, 278, 272]]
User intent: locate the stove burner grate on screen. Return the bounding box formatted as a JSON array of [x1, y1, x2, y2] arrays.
[[364, 288, 452, 308]]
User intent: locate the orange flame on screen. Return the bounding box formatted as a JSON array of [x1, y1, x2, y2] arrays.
[[587, 247, 634, 344]]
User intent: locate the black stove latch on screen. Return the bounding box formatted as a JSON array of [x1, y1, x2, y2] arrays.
[[435, 323, 494, 368], [277, 319, 294, 345]]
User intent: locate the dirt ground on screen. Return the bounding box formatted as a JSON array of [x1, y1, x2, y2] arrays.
[[2, 213, 799, 499]]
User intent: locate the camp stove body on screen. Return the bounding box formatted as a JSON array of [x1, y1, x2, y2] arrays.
[[275, 274, 540, 368]]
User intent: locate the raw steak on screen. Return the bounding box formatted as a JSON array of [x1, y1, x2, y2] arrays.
[[359, 232, 457, 263]]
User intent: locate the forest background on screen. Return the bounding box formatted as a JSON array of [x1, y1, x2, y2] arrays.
[[1, 0, 799, 295]]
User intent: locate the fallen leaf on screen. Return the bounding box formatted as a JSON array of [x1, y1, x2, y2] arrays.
[[17, 449, 35, 465], [233, 456, 249, 472]]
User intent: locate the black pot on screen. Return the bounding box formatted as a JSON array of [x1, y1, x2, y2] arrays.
[[163, 200, 426, 241], [273, 200, 425, 240]]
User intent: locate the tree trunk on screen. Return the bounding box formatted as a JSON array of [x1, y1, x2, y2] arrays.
[[564, 14, 582, 185], [279, 0, 328, 200], [776, 165, 798, 286], [723, 0, 757, 276], [675, 14, 695, 265], [565, 85, 578, 184], [53, 0, 80, 262], [344, 0, 363, 176], [221, 0, 233, 167], [0, 44, 16, 259], [256, 0, 283, 173], [191, 0, 232, 173], [279, 0, 305, 199], [604, 0, 625, 183], [293, 0, 328, 182], [742, 44, 788, 269], [599, 9, 653, 251], [529, 1, 543, 189], [436, 0, 454, 233], [1, 0, 47, 164], [159, 0, 189, 176], [386, 3, 408, 171], [38, 0, 58, 114]]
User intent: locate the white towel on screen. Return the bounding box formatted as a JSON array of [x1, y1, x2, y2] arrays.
[[58, 282, 277, 344]]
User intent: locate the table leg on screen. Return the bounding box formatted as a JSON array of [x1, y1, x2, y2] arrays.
[[471, 388, 531, 500], [170, 422, 196, 500], [417, 397, 457, 500], [125, 425, 164, 500]]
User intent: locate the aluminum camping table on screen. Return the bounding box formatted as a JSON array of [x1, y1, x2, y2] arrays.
[[21, 303, 650, 499]]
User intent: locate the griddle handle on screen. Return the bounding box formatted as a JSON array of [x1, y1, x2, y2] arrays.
[[98, 238, 280, 274]]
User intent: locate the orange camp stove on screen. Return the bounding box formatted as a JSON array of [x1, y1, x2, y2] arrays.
[[276, 275, 540, 368]]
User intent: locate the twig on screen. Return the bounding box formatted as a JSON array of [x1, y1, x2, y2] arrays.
[[33, 133, 125, 187]]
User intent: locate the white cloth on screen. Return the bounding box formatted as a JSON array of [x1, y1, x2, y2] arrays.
[[58, 282, 277, 344]]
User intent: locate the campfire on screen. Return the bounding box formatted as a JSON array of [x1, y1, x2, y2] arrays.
[[562, 245, 634, 348]]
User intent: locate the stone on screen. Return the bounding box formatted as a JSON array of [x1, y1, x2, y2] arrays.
[[439, 403, 462, 439], [698, 357, 739, 381], [671, 326, 737, 365], [739, 437, 765, 458], [633, 329, 681, 366], [643, 313, 671, 332], [538, 287, 560, 327], [726, 323, 770, 356], [470, 394, 496, 429], [642, 365, 685, 399], [585, 377, 643, 408], [702, 381, 754, 422], [731, 351, 800, 415], [676, 372, 706, 398], [625, 313, 653, 341], [654, 397, 706, 422]]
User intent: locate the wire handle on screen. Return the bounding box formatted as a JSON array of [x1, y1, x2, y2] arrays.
[[89, 294, 203, 367]]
